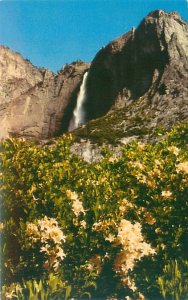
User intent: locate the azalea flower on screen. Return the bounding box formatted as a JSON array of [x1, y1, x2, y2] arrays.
[[176, 161, 188, 174], [80, 220, 87, 228], [167, 146, 180, 156], [161, 190, 172, 198], [56, 245, 66, 260], [129, 161, 144, 170], [5, 290, 16, 299], [66, 189, 79, 201], [72, 199, 85, 217], [47, 227, 66, 244], [105, 234, 115, 243], [114, 219, 155, 291], [27, 216, 66, 271], [40, 244, 50, 254]]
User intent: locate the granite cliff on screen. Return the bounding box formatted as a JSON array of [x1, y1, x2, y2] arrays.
[[84, 10, 188, 121], [0, 46, 89, 139], [73, 10, 188, 152], [0, 10, 188, 146]]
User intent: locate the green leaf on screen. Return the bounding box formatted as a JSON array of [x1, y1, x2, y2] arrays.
[[65, 285, 72, 300]]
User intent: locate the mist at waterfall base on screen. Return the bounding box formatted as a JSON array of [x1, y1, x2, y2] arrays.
[[68, 72, 89, 131]]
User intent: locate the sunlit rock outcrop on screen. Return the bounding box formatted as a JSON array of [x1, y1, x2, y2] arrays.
[[0, 45, 89, 139]]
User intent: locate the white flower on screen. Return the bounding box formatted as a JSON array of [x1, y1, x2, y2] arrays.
[[105, 234, 115, 243], [135, 173, 147, 184], [66, 189, 79, 201], [47, 226, 66, 244], [27, 223, 38, 234], [155, 159, 162, 166], [168, 146, 180, 156], [87, 263, 94, 272], [5, 290, 16, 299], [27, 216, 66, 271], [40, 244, 50, 254], [176, 162, 188, 174], [38, 216, 58, 231], [114, 219, 156, 290], [161, 190, 172, 198], [80, 220, 87, 228], [72, 199, 85, 217], [129, 161, 144, 170], [56, 245, 66, 260], [109, 156, 118, 163]]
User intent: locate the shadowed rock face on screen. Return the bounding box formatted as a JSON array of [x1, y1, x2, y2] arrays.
[[84, 10, 188, 121], [0, 45, 89, 139]]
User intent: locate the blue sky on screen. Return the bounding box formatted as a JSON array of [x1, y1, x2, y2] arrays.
[[0, 0, 187, 72]]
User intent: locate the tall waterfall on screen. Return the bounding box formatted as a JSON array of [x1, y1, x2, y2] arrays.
[[68, 71, 88, 131]]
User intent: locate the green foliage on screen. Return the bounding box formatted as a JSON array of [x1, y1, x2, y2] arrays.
[[1, 122, 188, 299], [158, 259, 188, 300], [2, 273, 71, 300], [73, 108, 128, 144]]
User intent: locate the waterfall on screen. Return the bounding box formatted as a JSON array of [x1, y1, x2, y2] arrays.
[[68, 71, 88, 131]]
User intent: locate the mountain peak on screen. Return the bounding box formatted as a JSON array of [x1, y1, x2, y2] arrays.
[[146, 9, 181, 19], [72, 10, 188, 148]]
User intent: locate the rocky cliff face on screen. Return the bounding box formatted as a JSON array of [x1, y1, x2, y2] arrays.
[[0, 10, 188, 144], [84, 10, 188, 126], [69, 10, 188, 161], [0, 46, 89, 139]]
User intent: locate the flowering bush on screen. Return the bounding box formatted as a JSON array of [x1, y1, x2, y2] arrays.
[[113, 219, 155, 290], [26, 216, 66, 271], [1, 123, 188, 299]]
